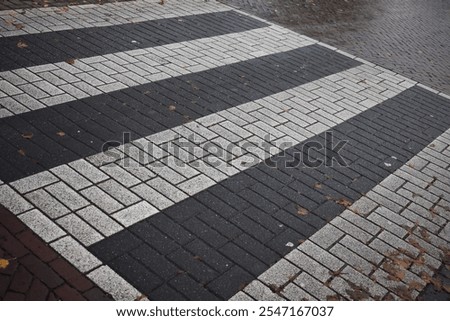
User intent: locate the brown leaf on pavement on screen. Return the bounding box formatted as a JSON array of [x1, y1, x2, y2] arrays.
[[407, 281, 423, 291], [419, 228, 430, 240], [21, 132, 33, 140], [159, 0, 165, 4], [168, 105, 176, 111], [393, 285, 414, 300], [55, 6, 69, 14], [66, 58, 76, 65], [13, 22, 24, 30], [56, 131, 66, 137], [383, 261, 406, 281], [0, 258, 9, 269], [18, 148, 26, 156], [336, 198, 352, 208], [17, 40, 28, 49], [296, 206, 308, 216], [313, 182, 322, 189]]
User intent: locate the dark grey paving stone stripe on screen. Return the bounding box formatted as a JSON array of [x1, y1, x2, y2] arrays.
[[89, 86, 450, 301], [0, 10, 268, 71], [418, 263, 450, 301], [0, 44, 360, 183]]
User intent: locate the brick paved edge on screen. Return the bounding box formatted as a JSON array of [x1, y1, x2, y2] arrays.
[[0, 205, 113, 300]]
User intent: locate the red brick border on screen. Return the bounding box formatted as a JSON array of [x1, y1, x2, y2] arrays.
[[0, 206, 112, 301]]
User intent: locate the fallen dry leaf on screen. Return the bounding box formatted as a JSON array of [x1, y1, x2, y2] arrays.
[[314, 182, 322, 189], [268, 284, 282, 294], [336, 198, 352, 207], [408, 281, 423, 291], [168, 105, 176, 111], [56, 131, 66, 137], [383, 261, 406, 281], [13, 22, 24, 30], [193, 256, 202, 261], [18, 148, 26, 156], [0, 259, 9, 269], [21, 132, 33, 140], [394, 285, 414, 300], [55, 6, 69, 14], [134, 294, 147, 301], [296, 206, 308, 216], [17, 40, 28, 49], [159, 0, 165, 4], [65, 58, 76, 65]]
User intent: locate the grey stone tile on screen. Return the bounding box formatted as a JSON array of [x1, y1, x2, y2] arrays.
[[19, 209, 65, 242]]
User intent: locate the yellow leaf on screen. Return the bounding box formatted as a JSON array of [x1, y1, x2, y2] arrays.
[[0, 259, 9, 269]]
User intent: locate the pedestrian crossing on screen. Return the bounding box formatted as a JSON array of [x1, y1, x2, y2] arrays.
[[0, 0, 449, 301]]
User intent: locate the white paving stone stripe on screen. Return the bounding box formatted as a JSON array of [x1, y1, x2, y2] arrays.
[[0, 0, 229, 37], [0, 64, 414, 299], [0, 25, 316, 117], [233, 129, 450, 301]]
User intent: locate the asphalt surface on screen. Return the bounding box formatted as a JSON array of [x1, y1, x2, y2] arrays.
[[219, 0, 450, 94]]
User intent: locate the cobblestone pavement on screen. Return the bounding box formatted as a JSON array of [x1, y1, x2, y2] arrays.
[[219, 0, 450, 94], [0, 0, 132, 11], [0, 206, 112, 300], [1, 0, 449, 301]]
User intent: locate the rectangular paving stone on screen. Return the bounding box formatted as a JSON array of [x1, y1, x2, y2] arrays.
[[112, 201, 158, 227], [10, 171, 59, 194], [98, 179, 141, 206], [293, 272, 337, 301], [178, 174, 216, 196], [77, 205, 123, 237], [100, 164, 141, 188], [51, 236, 102, 273], [18, 209, 66, 242], [81, 186, 124, 214], [258, 259, 300, 288], [131, 183, 174, 211], [330, 216, 373, 244], [329, 243, 375, 276], [298, 240, 345, 271], [285, 249, 331, 283], [50, 164, 92, 190], [243, 280, 284, 301], [280, 283, 316, 301], [88, 265, 141, 301], [147, 177, 188, 203], [45, 181, 90, 211], [69, 159, 109, 183], [0, 184, 33, 214], [57, 214, 104, 246], [25, 189, 70, 219], [339, 235, 384, 265]]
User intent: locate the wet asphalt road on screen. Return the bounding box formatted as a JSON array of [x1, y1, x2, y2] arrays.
[[219, 0, 450, 94]]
